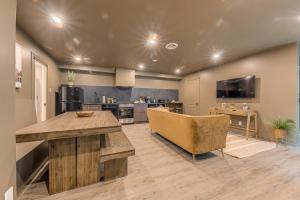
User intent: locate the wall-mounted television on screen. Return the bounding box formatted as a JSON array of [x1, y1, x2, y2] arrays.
[[216, 75, 256, 98]]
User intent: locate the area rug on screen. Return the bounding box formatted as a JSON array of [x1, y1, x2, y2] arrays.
[[224, 133, 276, 158]]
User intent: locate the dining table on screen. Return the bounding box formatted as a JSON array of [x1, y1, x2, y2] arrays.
[[16, 111, 122, 194]]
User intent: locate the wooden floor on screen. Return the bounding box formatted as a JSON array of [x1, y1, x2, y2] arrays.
[[19, 123, 300, 200]]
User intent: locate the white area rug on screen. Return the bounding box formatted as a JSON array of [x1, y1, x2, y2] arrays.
[[224, 133, 276, 158]]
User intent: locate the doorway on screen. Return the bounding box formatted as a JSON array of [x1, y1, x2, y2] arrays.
[[182, 78, 200, 115], [34, 58, 47, 122]]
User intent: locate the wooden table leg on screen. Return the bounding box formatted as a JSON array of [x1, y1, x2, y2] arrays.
[[254, 114, 258, 139], [49, 138, 76, 194], [104, 158, 128, 181], [76, 135, 101, 187], [246, 114, 251, 140]]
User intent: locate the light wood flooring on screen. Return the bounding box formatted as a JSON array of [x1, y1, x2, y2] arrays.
[[19, 123, 300, 200]]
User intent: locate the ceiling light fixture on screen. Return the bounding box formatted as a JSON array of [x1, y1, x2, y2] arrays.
[[50, 15, 63, 27], [175, 68, 181, 74], [152, 59, 158, 62], [165, 43, 178, 50], [73, 37, 80, 45], [74, 56, 82, 62], [138, 64, 145, 69], [215, 18, 224, 27], [147, 33, 158, 46], [212, 51, 223, 61]]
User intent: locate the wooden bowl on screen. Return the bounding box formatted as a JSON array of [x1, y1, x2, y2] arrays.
[[76, 111, 94, 118]]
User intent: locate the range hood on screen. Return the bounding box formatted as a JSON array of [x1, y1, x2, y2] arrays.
[[115, 68, 135, 87]]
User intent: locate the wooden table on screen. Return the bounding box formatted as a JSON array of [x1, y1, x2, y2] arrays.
[[209, 107, 258, 140], [16, 111, 121, 194]]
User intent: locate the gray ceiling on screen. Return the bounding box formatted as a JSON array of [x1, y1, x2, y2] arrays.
[[17, 0, 300, 75]]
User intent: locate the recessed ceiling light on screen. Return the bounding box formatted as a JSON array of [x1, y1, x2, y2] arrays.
[[148, 39, 156, 44], [215, 18, 224, 27], [74, 56, 82, 62], [212, 51, 223, 61], [165, 43, 178, 50], [147, 33, 158, 46], [101, 11, 109, 20], [138, 64, 145, 69], [152, 59, 158, 62], [175, 68, 181, 74], [73, 37, 80, 45], [50, 15, 63, 27]]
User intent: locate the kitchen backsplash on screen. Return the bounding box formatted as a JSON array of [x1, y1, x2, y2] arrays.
[[77, 85, 179, 104]]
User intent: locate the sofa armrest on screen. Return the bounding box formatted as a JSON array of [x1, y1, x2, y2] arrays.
[[191, 115, 230, 154]]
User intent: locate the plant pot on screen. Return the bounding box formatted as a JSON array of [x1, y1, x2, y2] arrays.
[[67, 81, 74, 86], [274, 129, 287, 139]]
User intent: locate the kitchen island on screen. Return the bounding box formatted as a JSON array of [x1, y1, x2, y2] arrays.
[[16, 111, 131, 194]]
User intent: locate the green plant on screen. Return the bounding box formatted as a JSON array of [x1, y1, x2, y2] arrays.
[[271, 118, 295, 130], [67, 71, 76, 82]]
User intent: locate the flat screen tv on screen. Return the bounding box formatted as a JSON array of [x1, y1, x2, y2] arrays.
[[216, 76, 255, 98]]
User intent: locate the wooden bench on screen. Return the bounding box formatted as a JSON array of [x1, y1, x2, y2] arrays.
[[100, 131, 135, 181]]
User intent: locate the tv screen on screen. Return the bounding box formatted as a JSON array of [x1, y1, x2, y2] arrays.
[[216, 76, 255, 98]]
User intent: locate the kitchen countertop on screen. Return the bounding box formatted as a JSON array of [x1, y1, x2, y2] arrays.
[[135, 102, 182, 104], [83, 102, 182, 105], [83, 103, 119, 105], [83, 103, 102, 105]]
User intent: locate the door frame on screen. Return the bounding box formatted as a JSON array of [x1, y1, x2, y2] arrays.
[[31, 53, 48, 121]]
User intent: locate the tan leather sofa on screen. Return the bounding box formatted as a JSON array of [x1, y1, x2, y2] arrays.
[[147, 108, 230, 160]]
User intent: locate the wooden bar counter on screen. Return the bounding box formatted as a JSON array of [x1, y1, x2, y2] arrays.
[[16, 111, 122, 194]]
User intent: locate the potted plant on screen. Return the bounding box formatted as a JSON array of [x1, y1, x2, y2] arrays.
[[66, 70, 76, 86], [271, 118, 295, 140]]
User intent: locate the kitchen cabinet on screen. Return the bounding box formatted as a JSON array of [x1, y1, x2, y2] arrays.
[[134, 103, 148, 122]]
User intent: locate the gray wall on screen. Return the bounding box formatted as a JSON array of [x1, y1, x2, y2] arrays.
[[180, 43, 298, 143], [78, 85, 179, 104], [15, 29, 61, 194], [16, 29, 61, 129], [0, 0, 16, 199]]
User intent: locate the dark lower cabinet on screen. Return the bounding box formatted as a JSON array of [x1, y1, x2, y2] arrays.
[[134, 103, 148, 122]]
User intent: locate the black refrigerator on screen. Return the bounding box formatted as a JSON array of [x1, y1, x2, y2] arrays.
[[56, 86, 84, 115]]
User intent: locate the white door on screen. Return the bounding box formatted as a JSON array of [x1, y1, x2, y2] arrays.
[[183, 78, 200, 115], [35, 60, 47, 122]]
